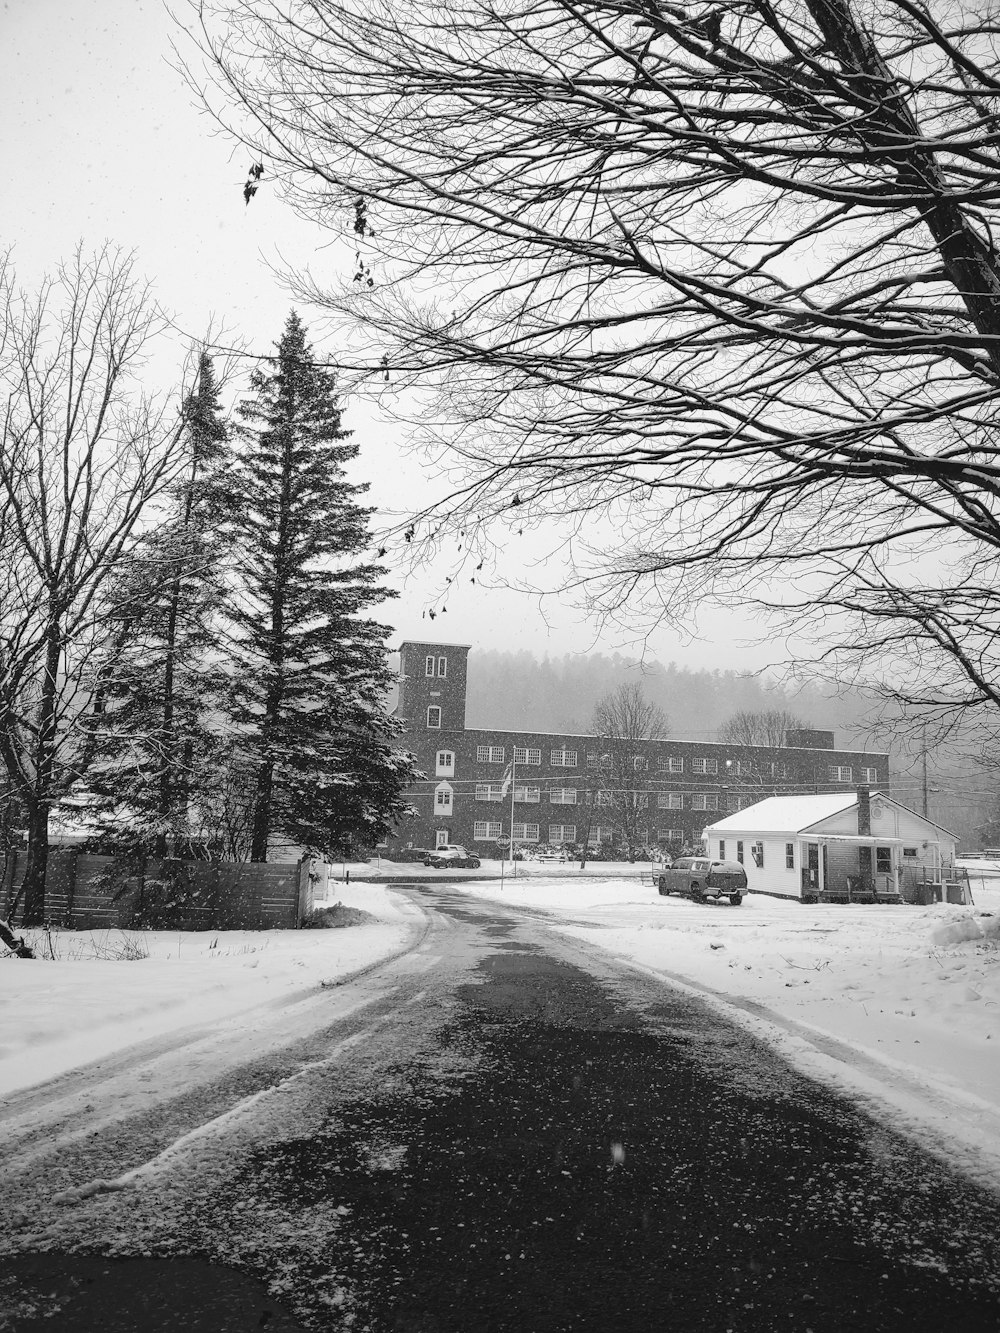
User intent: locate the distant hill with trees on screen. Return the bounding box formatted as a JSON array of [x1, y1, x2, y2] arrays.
[[462, 648, 873, 744]]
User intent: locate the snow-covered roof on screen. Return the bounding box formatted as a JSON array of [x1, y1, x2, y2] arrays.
[[705, 790, 955, 839], [705, 792, 858, 835]]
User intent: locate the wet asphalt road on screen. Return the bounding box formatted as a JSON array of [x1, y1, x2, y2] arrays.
[[3, 885, 1000, 1331]]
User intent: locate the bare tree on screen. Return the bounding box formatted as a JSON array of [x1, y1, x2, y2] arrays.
[[187, 0, 1000, 745], [0, 247, 187, 923], [590, 683, 667, 861], [717, 711, 809, 750]]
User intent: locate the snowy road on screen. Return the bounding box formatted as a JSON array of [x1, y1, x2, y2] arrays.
[[2, 885, 1000, 1330]]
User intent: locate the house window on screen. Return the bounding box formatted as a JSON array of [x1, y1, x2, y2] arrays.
[[427, 706, 441, 729], [903, 846, 918, 858], [437, 656, 447, 678], [633, 756, 648, 772], [425, 655, 436, 677], [512, 822, 540, 842], [549, 824, 576, 844], [876, 846, 892, 875], [475, 784, 504, 802], [434, 782, 453, 814], [514, 785, 540, 804], [514, 746, 541, 765], [785, 842, 795, 870], [719, 839, 725, 859], [828, 765, 853, 782], [751, 841, 764, 867], [860, 766, 879, 783], [657, 793, 683, 809], [691, 794, 719, 811], [551, 749, 577, 768], [692, 758, 718, 775], [473, 820, 502, 841], [477, 745, 505, 763], [435, 750, 454, 776], [551, 788, 577, 805], [736, 840, 744, 864]]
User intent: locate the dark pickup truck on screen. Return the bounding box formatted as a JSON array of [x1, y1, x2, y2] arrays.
[[652, 856, 747, 905]]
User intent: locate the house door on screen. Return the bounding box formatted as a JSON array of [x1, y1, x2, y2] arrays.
[[435, 829, 449, 848]]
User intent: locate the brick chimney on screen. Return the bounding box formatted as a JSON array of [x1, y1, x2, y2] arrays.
[[857, 787, 871, 836]]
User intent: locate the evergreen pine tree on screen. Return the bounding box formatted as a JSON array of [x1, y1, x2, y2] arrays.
[[86, 353, 231, 856], [229, 312, 413, 860]]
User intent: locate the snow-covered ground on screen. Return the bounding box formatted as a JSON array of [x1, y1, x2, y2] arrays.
[[0, 883, 419, 1101], [4, 869, 1000, 1191]]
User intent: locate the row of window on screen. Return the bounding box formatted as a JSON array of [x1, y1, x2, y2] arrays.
[[471, 786, 722, 809], [425, 731, 881, 786], [717, 840, 902, 872], [469, 822, 689, 845]]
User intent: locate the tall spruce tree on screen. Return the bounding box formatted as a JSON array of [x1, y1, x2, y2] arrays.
[[229, 312, 412, 860], [86, 353, 232, 857]]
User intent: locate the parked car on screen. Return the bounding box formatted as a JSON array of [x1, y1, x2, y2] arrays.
[[392, 846, 435, 863], [652, 856, 747, 905], [423, 845, 482, 869]]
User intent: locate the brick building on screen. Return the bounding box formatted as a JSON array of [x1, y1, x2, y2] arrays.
[[390, 640, 890, 855]]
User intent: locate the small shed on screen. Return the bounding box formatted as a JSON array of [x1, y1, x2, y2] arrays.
[[702, 790, 959, 902]]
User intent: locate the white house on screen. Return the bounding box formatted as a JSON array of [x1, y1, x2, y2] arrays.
[[702, 790, 958, 902]]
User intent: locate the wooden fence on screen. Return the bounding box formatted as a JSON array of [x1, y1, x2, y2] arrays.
[[0, 850, 333, 931]]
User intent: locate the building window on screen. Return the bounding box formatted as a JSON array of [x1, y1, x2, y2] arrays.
[[719, 839, 725, 859], [785, 842, 795, 870], [828, 765, 853, 782], [477, 745, 505, 763], [551, 749, 577, 768], [473, 820, 502, 841], [692, 758, 718, 775], [586, 752, 601, 769], [729, 760, 753, 777], [727, 794, 743, 812], [514, 746, 542, 766], [549, 824, 576, 844], [587, 825, 608, 846], [437, 656, 447, 678], [551, 788, 577, 805], [427, 706, 441, 729], [633, 793, 649, 809], [596, 790, 613, 807], [425, 655, 436, 677], [751, 840, 764, 867], [434, 782, 453, 814], [736, 840, 744, 864], [860, 766, 879, 784], [659, 757, 683, 773], [876, 846, 892, 875], [903, 846, 918, 858], [659, 828, 683, 844], [512, 822, 540, 842], [633, 755, 648, 772], [657, 793, 683, 810], [475, 784, 504, 802], [435, 750, 454, 776], [514, 785, 540, 804], [691, 794, 719, 811], [770, 762, 789, 780]]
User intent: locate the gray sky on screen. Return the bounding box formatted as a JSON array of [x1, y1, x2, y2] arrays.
[[2, 0, 781, 673]]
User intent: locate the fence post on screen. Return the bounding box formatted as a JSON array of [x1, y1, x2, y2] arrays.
[[295, 856, 312, 927]]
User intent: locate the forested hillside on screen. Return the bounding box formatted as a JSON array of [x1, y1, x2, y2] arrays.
[[463, 648, 873, 743]]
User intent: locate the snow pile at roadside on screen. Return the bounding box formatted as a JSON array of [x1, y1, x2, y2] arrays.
[[0, 883, 419, 1099]]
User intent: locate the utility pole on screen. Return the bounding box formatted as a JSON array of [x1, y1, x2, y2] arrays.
[[922, 725, 929, 819]]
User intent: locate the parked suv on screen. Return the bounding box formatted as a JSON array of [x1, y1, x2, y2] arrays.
[[423, 845, 482, 869], [653, 856, 747, 905]]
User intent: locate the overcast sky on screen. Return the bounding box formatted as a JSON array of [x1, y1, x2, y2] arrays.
[[2, 0, 783, 674]]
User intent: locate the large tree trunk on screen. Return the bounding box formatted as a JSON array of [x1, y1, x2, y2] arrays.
[[249, 758, 273, 862], [19, 798, 50, 926]]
